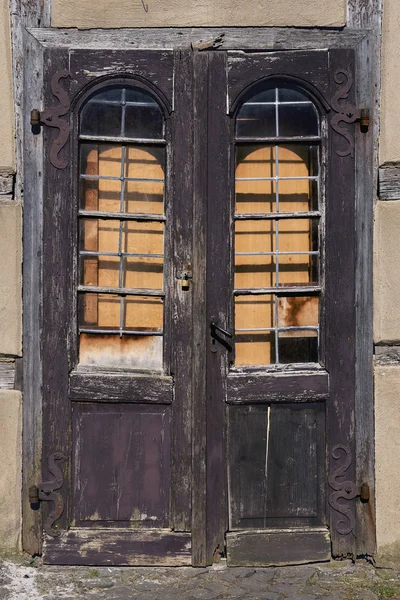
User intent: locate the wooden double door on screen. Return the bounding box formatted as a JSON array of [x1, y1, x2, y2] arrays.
[[36, 45, 362, 565]]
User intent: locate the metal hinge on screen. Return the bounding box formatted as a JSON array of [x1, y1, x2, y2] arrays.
[[29, 451, 66, 537], [30, 69, 72, 169]]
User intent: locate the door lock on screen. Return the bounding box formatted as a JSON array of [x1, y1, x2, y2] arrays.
[[180, 265, 193, 290]]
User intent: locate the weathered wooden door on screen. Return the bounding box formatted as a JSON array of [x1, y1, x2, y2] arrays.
[[39, 49, 194, 565], [198, 49, 361, 566], [36, 45, 362, 566]]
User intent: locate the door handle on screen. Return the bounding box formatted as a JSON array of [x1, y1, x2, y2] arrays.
[[210, 317, 233, 353], [210, 317, 233, 339]]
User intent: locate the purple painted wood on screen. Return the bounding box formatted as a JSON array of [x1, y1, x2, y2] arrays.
[[73, 403, 171, 527], [206, 51, 231, 564], [226, 371, 329, 403], [44, 529, 191, 565], [325, 48, 357, 559]]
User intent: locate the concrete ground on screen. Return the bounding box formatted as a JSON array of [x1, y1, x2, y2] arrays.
[[1, 555, 400, 600]]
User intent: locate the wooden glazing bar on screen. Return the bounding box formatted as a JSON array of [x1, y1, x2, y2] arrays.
[[80, 174, 164, 183], [236, 176, 318, 181], [79, 328, 163, 335], [234, 211, 320, 220], [78, 285, 164, 296], [235, 251, 320, 256], [80, 250, 164, 258], [79, 135, 166, 145], [79, 210, 166, 221], [234, 286, 321, 296], [235, 136, 321, 144]]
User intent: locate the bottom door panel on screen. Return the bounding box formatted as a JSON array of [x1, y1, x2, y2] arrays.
[[228, 403, 326, 529], [226, 528, 330, 567], [227, 402, 328, 566], [72, 403, 171, 528], [44, 529, 191, 566]]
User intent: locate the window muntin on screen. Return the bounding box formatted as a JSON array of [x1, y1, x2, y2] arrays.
[[234, 86, 321, 366], [77, 85, 166, 370]]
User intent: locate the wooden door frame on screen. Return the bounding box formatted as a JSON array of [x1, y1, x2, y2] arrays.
[[22, 24, 377, 561]]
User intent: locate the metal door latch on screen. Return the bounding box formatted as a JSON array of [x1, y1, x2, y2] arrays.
[[210, 316, 233, 352]]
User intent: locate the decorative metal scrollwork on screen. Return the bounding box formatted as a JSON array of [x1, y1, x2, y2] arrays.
[[331, 68, 357, 159], [38, 451, 66, 537], [41, 69, 72, 169], [328, 444, 357, 536]]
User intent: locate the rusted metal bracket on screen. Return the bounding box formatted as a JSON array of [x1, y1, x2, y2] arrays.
[[331, 68, 370, 159], [30, 69, 72, 169], [328, 444, 370, 537], [30, 451, 66, 537]]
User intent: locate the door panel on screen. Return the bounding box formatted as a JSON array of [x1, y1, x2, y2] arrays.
[[40, 48, 193, 564], [73, 403, 170, 527], [205, 49, 357, 565], [228, 403, 325, 528]]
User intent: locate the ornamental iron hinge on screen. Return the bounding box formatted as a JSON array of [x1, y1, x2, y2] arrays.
[[30, 69, 72, 169], [328, 444, 370, 537], [29, 451, 66, 537], [331, 68, 370, 159]]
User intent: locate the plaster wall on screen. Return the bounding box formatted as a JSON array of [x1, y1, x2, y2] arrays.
[[0, 391, 22, 550], [375, 366, 400, 566], [374, 201, 400, 343], [51, 0, 346, 28], [374, 0, 400, 563], [0, 0, 14, 170], [0, 202, 22, 357], [380, 0, 400, 164]]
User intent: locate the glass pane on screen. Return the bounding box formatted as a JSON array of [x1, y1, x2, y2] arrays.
[[277, 218, 319, 287], [236, 90, 276, 138], [235, 220, 275, 289], [79, 333, 163, 370], [123, 257, 164, 290], [125, 296, 163, 332], [278, 331, 318, 363], [79, 293, 163, 332], [278, 103, 319, 137], [277, 295, 319, 364], [125, 89, 164, 139], [80, 219, 120, 254], [81, 256, 120, 289], [80, 86, 163, 139], [80, 145, 165, 215], [279, 88, 312, 103], [79, 293, 121, 329], [234, 218, 319, 289], [81, 89, 123, 137], [235, 145, 319, 215], [236, 87, 319, 139], [277, 295, 319, 329], [124, 146, 165, 214], [80, 144, 122, 212], [79, 221, 165, 291], [235, 295, 275, 366], [122, 221, 164, 255]]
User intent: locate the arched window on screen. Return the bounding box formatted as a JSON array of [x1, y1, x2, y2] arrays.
[[77, 84, 167, 370], [234, 85, 321, 366]]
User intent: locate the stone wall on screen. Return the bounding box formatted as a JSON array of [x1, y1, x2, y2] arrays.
[[51, 0, 346, 28], [374, 0, 400, 566], [0, 0, 22, 551]]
